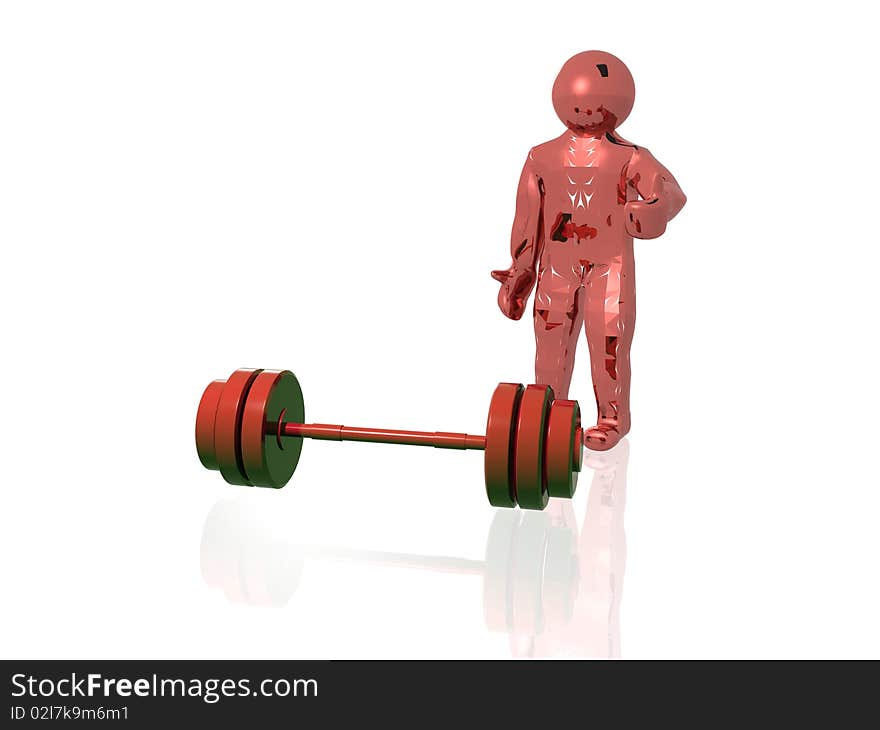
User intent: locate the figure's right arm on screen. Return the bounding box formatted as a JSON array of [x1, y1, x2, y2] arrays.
[[491, 150, 543, 320]]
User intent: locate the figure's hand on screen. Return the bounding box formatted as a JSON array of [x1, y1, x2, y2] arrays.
[[624, 199, 668, 239], [491, 267, 535, 320]]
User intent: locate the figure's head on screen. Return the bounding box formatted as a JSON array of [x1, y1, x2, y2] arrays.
[[552, 51, 635, 135]]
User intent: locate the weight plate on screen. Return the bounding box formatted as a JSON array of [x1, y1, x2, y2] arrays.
[[240, 369, 305, 489], [484, 383, 524, 508], [514, 385, 553, 510], [573, 424, 583, 473], [546, 399, 581, 499], [195, 380, 225, 470], [214, 368, 262, 486]]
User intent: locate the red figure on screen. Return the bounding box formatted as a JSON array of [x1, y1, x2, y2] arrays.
[[492, 51, 686, 451]]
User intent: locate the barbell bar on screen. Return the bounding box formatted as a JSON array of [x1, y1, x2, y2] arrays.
[[196, 368, 584, 510]]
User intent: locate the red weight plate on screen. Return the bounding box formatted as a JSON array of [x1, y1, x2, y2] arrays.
[[240, 370, 305, 489], [514, 385, 554, 510], [546, 399, 581, 499], [195, 379, 225, 471], [484, 383, 524, 508], [214, 368, 262, 486]]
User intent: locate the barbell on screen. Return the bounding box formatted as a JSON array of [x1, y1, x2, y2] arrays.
[[195, 368, 584, 509]]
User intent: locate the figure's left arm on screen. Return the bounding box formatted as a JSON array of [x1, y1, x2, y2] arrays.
[[623, 148, 686, 239]]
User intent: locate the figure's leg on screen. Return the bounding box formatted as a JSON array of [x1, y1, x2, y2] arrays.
[[582, 258, 635, 450], [533, 278, 584, 400]]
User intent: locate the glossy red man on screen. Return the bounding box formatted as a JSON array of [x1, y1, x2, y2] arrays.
[[492, 51, 686, 451]]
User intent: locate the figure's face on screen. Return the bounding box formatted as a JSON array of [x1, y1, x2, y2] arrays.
[[552, 51, 635, 135]]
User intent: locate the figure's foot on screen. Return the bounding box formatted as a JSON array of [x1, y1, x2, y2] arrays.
[[582, 418, 629, 452]]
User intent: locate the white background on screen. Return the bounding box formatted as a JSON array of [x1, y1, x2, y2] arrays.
[[2, 0, 878, 659]]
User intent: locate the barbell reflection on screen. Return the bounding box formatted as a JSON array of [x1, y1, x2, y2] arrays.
[[199, 441, 629, 658]]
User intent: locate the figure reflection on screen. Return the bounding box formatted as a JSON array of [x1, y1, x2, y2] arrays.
[[200, 440, 629, 658]]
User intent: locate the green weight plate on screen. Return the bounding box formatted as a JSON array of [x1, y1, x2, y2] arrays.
[[514, 385, 553, 510], [484, 383, 524, 508], [546, 399, 581, 499], [240, 369, 305, 489], [214, 368, 263, 486]]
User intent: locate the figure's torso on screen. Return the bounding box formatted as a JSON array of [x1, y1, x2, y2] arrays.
[[531, 132, 637, 265]]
